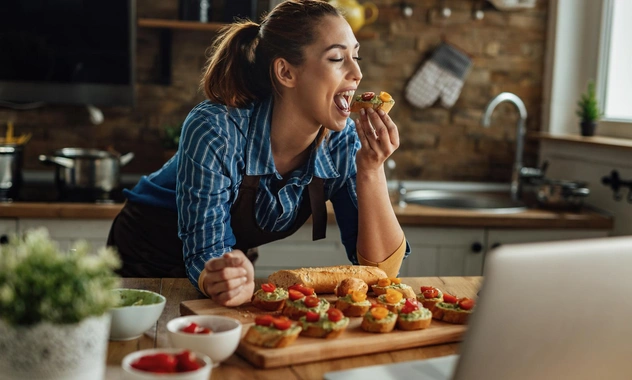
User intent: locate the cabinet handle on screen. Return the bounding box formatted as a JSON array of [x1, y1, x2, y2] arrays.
[[471, 242, 483, 253], [491, 243, 502, 250], [0, 235, 8, 245]]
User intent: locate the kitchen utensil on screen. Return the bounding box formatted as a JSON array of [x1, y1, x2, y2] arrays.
[[0, 144, 23, 201], [329, 0, 379, 33], [39, 148, 134, 201], [536, 178, 590, 210]]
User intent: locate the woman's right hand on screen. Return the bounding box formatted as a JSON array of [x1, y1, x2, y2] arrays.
[[201, 250, 255, 307]]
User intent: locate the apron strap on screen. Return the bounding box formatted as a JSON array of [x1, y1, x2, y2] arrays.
[[308, 176, 327, 241]]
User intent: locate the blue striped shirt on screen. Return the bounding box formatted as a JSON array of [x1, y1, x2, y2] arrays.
[[125, 97, 409, 290]]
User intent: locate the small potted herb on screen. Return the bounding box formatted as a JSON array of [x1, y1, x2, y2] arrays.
[[576, 81, 602, 136], [0, 228, 121, 380]]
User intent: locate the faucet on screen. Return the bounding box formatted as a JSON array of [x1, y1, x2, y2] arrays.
[[481, 92, 528, 201]]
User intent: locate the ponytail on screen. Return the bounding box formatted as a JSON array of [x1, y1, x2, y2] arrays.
[[201, 21, 263, 108]]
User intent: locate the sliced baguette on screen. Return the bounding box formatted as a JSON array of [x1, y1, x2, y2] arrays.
[[243, 325, 301, 348], [335, 298, 371, 317], [268, 265, 387, 294], [349, 99, 395, 114], [432, 303, 472, 325], [251, 295, 285, 312], [299, 319, 349, 339], [360, 315, 397, 333], [372, 284, 416, 299]]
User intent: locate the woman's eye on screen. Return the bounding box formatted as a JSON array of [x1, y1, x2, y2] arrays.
[[329, 58, 344, 62], [353, 56, 362, 61]]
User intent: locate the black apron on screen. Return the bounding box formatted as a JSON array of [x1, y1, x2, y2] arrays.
[[108, 175, 327, 277]]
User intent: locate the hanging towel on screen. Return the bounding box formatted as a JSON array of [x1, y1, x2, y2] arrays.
[[405, 42, 472, 109]]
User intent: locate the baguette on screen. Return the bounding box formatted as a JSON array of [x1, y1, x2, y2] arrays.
[[268, 265, 387, 294], [431, 303, 472, 325]]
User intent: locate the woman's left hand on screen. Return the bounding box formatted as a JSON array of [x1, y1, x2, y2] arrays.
[[355, 107, 400, 173]]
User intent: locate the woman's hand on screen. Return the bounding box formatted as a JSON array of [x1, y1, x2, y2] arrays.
[[355, 107, 400, 173], [201, 250, 255, 307]]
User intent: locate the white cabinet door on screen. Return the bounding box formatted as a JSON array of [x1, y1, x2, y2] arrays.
[[19, 219, 113, 252], [401, 227, 486, 277], [0, 218, 18, 245], [255, 224, 349, 278]]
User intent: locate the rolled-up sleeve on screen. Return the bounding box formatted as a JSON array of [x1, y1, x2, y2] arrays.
[[176, 111, 237, 290]]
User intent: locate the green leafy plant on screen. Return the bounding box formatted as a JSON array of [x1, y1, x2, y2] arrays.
[[0, 228, 121, 326], [162, 123, 183, 150], [576, 81, 602, 122]]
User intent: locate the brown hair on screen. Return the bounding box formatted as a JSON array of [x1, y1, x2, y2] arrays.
[[201, 0, 341, 108]]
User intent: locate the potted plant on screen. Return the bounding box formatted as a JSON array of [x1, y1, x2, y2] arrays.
[[0, 228, 121, 380], [576, 81, 602, 136], [162, 123, 183, 161]]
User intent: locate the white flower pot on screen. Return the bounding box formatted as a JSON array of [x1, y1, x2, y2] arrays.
[[0, 313, 111, 380]]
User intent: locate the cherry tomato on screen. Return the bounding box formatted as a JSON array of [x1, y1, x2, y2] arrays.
[[443, 293, 458, 304], [181, 322, 199, 334], [255, 314, 274, 326], [175, 350, 201, 372], [303, 296, 320, 308], [288, 289, 305, 301], [327, 308, 344, 322], [458, 297, 475, 310], [273, 318, 293, 330], [261, 283, 276, 292], [422, 288, 439, 299], [401, 299, 419, 314], [289, 284, 315, 296], [196, 327, 212, 334], [361, 92, 375, 101], [305, 311, 321, 323], [420, 286, 436, 292], [132, 353, 177, 373]]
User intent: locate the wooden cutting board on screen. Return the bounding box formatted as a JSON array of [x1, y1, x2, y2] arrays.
[[180, 276, 482, 369]]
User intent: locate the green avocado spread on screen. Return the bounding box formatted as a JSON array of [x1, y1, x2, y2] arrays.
[[285, 298, 330, 313], [339, 294, 371, 306], [299, 314, 349, 331], [363, 311, 397, 324], [398, 308, 432, 321], [252, 324, 301, 337], [255, 288, 288, 301]]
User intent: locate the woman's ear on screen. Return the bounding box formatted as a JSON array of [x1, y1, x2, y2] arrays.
[[273, 58, 298, 89]]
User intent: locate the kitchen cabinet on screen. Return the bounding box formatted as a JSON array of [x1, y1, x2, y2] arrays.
[[18, 219, 112, 252]]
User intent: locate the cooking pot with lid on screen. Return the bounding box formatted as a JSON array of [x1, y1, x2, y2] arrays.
[[39, 148, 134, 200], [0, 144, 23, 201]]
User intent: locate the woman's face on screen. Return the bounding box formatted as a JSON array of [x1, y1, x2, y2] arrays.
[[293, 15, 362, 132]]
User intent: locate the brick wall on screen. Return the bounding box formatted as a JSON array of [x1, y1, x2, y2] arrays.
[[1, 0, 548, 182]]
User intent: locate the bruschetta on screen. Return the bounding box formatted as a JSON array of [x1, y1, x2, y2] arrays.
[[371, 277, 416, 299], [361, 305, 397, 333], [431, 294, 475, 325], [396, 298, 432, 331], [282, 285, 330, 320], [376, 288, 406, 313], [349, 91, 395, 114], [416, 286, 444, 312], [251, 282, 288, 311], [335, 290, 371, 317], [243, 315, 302, 348], [298, 308, 349, 339]]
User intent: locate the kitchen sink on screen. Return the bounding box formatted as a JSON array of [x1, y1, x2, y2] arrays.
[[398, 181, 527, 213]]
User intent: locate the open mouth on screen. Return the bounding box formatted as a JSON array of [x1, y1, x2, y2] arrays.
[[334, 90, 355, 112]]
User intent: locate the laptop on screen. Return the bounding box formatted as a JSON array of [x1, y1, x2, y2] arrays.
[[325, 236, 632, 380]]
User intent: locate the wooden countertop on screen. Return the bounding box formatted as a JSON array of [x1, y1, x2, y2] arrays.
[[0, 201, 613, 230], [106, 277, 480, 380]]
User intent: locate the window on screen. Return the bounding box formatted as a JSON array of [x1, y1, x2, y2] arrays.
[[598, 0, 632, 122]]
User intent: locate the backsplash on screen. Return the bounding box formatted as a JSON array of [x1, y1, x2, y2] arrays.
[[0, 0, 548, 182]]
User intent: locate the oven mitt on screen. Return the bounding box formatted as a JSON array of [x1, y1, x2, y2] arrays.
[[405, 42, 472, 109]]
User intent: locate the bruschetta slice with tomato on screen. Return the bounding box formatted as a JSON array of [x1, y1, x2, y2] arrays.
[[349, 91, 395, 114], [282, 284, 330, 320], [251, 282, 288, 311], [335, 290, 371, 317], [396, 298, 432, 331], [416, 285, 444, 312], [298, 308, 349, 339], [361, 304, 397, 333], [431, 294, 475, 325], [371, 277, 416, 298], [243, 315, 302, 348]]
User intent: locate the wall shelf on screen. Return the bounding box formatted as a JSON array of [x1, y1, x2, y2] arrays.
[[138, 18, 227, 32]]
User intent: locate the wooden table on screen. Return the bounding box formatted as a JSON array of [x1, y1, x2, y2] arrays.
[[106, 277, 482, 380]]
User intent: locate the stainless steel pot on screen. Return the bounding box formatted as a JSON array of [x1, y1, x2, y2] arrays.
[[536, 179, 590, 210], [0, 144, 23, 201], [39, 148, 134, 197]]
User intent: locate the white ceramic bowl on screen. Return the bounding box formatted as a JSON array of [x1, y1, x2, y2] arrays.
[[109, 288, 166, 341], [167, 315, 242, 367], [121, 348, 212, 380]]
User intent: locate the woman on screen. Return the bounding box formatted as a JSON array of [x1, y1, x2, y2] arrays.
[[107, 0, 410, 307]]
